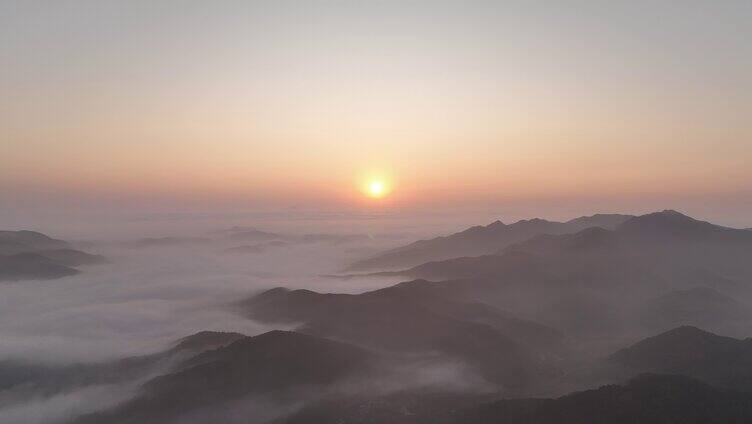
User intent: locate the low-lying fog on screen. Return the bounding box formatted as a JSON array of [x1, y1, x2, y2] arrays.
[[4, 208, 752, 423], [0, 214, 432, 362], [0, 211, 459, 423]]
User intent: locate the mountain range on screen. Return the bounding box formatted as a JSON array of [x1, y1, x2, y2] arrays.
[[451, 373, 752, 424], [0, 230, 107, 281], [346, 214, 633, 271], [8, 209, 752, 423], [74, 331, 377, 424], [0, 330, 245, 397], [65, 325, 752, 424], [611, 326, 752, 392], [240, 283, 564, 391], [392, 210, 752, 280]]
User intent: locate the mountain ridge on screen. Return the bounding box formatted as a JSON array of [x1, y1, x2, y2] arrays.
[[345, 214, 633, 271]]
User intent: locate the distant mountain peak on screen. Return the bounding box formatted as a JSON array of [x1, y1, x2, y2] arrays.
[[617, 325, 731, 355], [617, 210, 741, 240], [248, 329, 298, 341], [610, 325, 744, 372], [632, 209, 695, 222], [512, 217, 553, 225], [0, 230, 69, 250], [172, 331, 246, 353], [461, 220, 506, 234], [259, 286, 291, 296], [659, 325, 713, 337]]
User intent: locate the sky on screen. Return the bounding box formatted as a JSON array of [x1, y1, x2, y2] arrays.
[[1, 1, 751, 225]]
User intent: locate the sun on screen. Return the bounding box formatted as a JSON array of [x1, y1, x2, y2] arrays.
[[357, 171, 394, 200], [360, 177, 392, 199], [368, 181, 385, 198]]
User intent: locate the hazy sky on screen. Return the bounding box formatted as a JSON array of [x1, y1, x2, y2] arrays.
[[1, 1, 750, 222]]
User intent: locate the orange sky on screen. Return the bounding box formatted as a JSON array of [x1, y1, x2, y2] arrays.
[[1, 1, 750, 220]]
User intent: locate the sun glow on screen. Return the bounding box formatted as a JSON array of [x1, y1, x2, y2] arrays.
[[369, 181, 385, 197], [358, 173, 393, 200]]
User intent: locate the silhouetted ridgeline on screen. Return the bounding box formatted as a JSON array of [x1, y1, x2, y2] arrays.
[[346, 214, 633, 271], [0, 331, 245, 398], [360, 211, 752, 338], [240, 283, 564, 391], [0, 230, 107, 281], [610, 326, 752, 393], [74, 331, 376, 424], [450, 374, 752, 424], [5, 210, 752, 424]]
